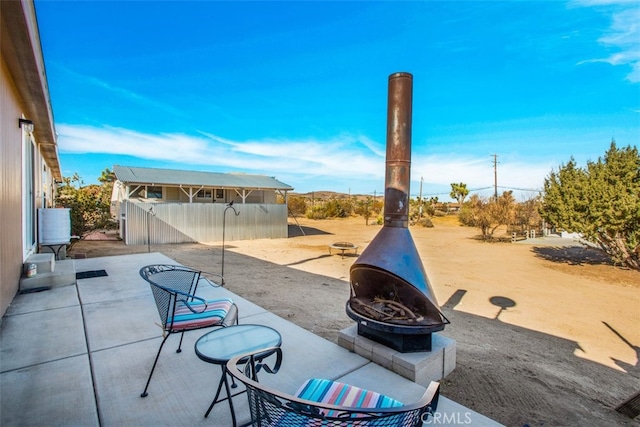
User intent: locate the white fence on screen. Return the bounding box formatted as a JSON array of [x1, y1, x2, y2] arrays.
[[120, 201, 288, 245]]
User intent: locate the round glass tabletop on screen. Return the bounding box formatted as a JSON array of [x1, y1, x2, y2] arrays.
[[195, 324, 282, 364]]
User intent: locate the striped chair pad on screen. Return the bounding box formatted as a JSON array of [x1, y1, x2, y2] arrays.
[[167, 298, 233, 331], [295, 378, 403, 417]]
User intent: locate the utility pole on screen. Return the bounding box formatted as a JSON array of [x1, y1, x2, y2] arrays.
[[419, 177, 423, 217], [491, 154, 498, 199]]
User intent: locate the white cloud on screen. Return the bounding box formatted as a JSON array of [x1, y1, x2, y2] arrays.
[[571, 0, 637, 6], [57, 124, 555, 199], [576, 2, 640, 82], [57, 124, 385, 180]]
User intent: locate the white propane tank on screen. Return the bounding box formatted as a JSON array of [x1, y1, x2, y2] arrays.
[[38, 208, 71, 244]]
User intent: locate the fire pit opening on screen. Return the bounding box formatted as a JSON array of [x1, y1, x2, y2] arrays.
[[350, 268, 436, 326]]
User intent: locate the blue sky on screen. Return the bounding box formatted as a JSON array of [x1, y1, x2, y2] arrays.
[[35, 0, 639, 201]]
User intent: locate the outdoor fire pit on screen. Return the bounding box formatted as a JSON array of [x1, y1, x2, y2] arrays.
[[329, 242, 358, 259], [345, 72, 449, 353]]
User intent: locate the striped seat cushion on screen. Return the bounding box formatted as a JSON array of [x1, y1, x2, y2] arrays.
[[167, 298, 233, 331], [295, 378, 403, 417]]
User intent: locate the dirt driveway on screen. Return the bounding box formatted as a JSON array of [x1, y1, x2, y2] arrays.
[[70, 216, 640, 426]]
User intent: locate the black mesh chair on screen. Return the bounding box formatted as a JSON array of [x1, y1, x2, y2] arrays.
[[140, 264, 238, 397], [226, 347, 440, 426]]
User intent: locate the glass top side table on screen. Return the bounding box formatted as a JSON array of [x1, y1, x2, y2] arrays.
[[195, 324, 282, 426]]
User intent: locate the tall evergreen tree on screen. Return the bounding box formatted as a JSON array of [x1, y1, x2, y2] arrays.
[[541, 141, 639, 270]]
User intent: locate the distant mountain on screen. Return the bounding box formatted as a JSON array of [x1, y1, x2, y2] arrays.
[[290, 191, 375, 201]]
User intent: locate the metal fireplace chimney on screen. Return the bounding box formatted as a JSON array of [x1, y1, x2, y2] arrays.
[[346, 72, 448, 352]]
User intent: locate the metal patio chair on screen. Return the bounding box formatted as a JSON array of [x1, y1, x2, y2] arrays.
[[139, 264, 238, 397], [226, 347, 440, 426]]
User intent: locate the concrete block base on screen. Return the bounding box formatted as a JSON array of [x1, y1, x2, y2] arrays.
[[338, 324, 456, 387], [24, 253, 55, 273], [19, 258, 76, 292]]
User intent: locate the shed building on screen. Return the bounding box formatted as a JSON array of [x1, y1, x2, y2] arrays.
[[111, 165, 294, 245]]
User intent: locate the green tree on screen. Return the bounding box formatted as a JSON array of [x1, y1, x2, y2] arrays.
[[540, 142, 640, 270], [56, 169, 116, 238], [355, 196, 375, 225], [98, 168, 116, 185], [97, 167, 115, 220], [450, 183, 469, 206]]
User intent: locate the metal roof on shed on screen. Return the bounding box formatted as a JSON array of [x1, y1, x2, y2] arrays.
[[113, 165, 293, 190]]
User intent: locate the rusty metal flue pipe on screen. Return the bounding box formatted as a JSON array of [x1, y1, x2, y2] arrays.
[[384, 72, 413, 228]]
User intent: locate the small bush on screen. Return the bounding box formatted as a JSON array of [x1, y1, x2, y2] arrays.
[[415, 218, 434, 227], [288, 196, 308, 217], [304, 197, 348, 219]]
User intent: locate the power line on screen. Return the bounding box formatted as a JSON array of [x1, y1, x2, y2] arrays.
[[497, 185, 541, 192], [415, 186, 493, 198], [415, 185, 541, 199], [468, 186, 494, 192]]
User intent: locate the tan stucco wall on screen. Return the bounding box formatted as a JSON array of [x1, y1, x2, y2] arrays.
[[1, 0, 62, 317], [0, 61, 54, 318], [1, 57, 26, 317]]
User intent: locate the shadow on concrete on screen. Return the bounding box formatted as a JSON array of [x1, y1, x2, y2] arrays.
[[488, 296, 516, 320], [285, 254, 333, 267], [442, 289, 467, 309], [531, 245, 612, 266], [288, 224, 332, 238], [603, 321, 640, 376]]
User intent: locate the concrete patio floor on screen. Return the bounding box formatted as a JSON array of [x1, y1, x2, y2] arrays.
[[1, 252, 501, 426]]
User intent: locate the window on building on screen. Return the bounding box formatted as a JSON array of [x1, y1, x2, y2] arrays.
[[215, 189, 224, 199], [147, 186, 163, 199], [197, 189, 212, 198], [23, 131, 36, 255]]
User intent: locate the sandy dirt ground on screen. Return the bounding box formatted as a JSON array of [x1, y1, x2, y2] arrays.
[[70, 216, 640, 426]]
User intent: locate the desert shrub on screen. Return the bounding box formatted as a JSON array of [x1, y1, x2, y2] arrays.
[[305, 197, 348, 219], [288, 196, 308, 217], [306, 205, 327, 219], [323, 198, 348, 218], [513, 196, 543, 233], [55, 170, 115, 237], [414, 217, 434, 227], [458, 192, 516, 239], [410, 196, 438, 219]]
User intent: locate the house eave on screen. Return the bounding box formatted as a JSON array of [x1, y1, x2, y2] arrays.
[[1, 0, 61, 181]]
